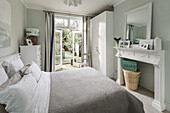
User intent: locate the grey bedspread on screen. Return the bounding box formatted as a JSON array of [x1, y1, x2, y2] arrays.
[[49, 67, 144, 113], [0, 67, 144, 113]]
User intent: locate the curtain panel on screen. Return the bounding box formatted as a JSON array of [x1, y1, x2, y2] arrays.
[[45, 12, 55, 72], [82, 16, 91, 66]]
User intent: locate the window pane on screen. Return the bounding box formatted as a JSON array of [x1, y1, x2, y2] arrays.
[[55, 18, 68, 27], [70, 19, 82, 28]]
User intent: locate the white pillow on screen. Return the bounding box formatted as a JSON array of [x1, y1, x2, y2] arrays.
[[0, 74, 37, 113], [25, 62, 41, 82], [2, 58, 24, 78], [0, 65, 8, 86]]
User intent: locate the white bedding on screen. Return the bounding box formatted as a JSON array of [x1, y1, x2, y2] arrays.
[[0, 71, 51, 113]]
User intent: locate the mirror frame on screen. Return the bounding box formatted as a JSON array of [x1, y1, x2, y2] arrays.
[[124, 2, 152, 47]]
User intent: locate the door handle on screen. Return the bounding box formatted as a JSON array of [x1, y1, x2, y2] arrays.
[[96, 47, 100, 55]]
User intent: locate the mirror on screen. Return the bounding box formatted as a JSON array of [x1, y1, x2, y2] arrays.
[[124, 3, 152, 45]]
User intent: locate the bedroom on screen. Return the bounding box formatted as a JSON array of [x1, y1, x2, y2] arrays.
[[0, 0, 170, 113]]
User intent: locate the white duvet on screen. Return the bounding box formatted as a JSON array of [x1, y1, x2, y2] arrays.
[[0, 71, 51, 113]]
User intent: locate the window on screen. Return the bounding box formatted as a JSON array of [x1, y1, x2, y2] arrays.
[[55, 15, 82, 30], [70, 19, 82, 28], [55, 18, 68, 28]]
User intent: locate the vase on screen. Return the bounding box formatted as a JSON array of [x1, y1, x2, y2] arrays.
[[116, 41, 119, 47], [154, 36, 162, 50]]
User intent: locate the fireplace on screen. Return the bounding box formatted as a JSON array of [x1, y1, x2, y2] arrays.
[[115, 47, 165, 112]]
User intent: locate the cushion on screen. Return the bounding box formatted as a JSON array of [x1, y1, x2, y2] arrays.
[[19, 64, 31, 77], [0, 74, 37, 113], [2, 58, 24, 78], [0, 72, 22, 92], [25, 62, 41, 82], [0, 65, 8, 86]]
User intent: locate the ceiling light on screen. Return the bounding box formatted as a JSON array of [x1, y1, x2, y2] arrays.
[[64, 0, 84, 7]]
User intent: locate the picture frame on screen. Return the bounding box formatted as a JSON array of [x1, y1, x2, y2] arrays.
[[0, 0, 11, 48], [26, 39, 33, 46], [124, 41, 130, 48], [139, 39, 153, 50], [119, 41, 124, 48]]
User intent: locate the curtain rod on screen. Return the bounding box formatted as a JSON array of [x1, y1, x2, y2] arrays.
[[43, 10, 93, 17]]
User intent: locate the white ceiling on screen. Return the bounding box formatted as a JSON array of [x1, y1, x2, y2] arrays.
[[22, 0, 124, 16]]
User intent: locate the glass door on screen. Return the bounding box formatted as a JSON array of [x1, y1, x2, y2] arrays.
[[72, 31, 83, 67], [55, 30, 63, 70]]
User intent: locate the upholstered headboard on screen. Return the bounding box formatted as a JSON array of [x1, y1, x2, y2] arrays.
[[0, 53, 20, 64]]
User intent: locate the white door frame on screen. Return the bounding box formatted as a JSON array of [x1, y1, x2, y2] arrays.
[[55, 30, 63, 70], [72, 31, 82, 67]]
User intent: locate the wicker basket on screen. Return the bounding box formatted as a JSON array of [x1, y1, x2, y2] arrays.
[[123, 69, 141, 91]]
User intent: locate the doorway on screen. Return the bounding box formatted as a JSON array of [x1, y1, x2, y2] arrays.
[[54, 14, 84, 71], [55, 29, 83, 71]]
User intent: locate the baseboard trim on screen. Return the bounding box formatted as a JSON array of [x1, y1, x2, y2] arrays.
[[165, 100, 170, 112], [152, 100, 165, 112]]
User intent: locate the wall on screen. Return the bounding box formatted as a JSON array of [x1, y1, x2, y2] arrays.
[[138, 62, 154, 92], [113, 0, 170, 111], [27, 9, 45, 70], [0, 0, 27, 57]]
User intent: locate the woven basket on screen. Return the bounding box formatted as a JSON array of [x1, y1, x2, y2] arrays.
[[123, 69, 141, 91]]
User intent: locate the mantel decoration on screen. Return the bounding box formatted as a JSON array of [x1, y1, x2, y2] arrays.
[[154, 36, 162, 50], [139, 39, 153, 50], [25, 28, 39, 45], [64, 0, 84, 7], [26, 39, 33, 46], [114, 37, 121, 47]]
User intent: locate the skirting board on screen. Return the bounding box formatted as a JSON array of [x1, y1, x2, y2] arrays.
[[152, 100, 165, 112], [165, 100, 170, 112]]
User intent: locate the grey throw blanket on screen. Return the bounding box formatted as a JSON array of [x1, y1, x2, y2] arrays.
[[49, 67, 144, 113]]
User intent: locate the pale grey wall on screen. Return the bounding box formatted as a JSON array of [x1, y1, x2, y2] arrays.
[[113, 0, 170, 111], [138, 62, 154, 92], [27, 9, 45, 70], [0, 0, 27, 57]]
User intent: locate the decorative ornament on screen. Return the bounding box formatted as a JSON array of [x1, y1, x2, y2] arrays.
[[114, 37, 121, 47]]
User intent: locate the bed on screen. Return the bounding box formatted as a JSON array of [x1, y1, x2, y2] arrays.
[[0, 54, 144, 113]]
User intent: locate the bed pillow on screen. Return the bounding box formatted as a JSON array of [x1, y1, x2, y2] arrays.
[[0, 65, 8, 86], [25, 62, 41, 82], [2, 58, 24, 78], [0, 72, 22, 92], [0, 74, 37, 113], [19, 64, 31, 77], [0, 64, 31, 92]]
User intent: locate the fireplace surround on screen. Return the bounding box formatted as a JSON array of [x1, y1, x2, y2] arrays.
[[115, 47, 165, 112]]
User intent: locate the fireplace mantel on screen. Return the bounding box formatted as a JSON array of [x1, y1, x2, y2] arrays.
[[114, 47, 165, 111]]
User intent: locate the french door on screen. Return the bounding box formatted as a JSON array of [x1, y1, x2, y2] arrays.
[[55, 30, 63, 70], [72, 31, 83, 67]]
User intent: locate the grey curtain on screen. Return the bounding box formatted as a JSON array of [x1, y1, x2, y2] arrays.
[[82, 16, 91, 66], [45, 12, 55, 72]]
